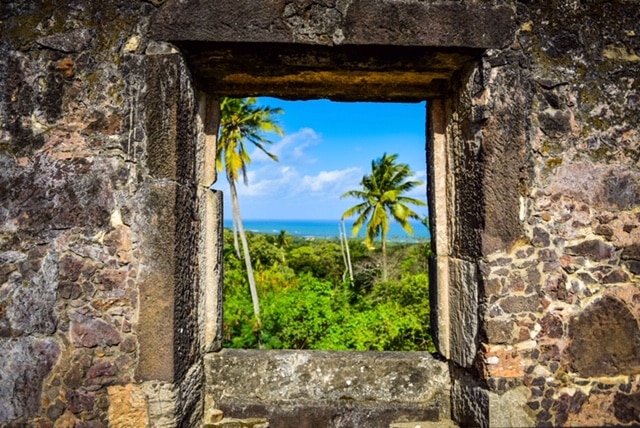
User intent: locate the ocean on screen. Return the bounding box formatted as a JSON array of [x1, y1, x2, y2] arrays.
[[224, 219, 431, 243]]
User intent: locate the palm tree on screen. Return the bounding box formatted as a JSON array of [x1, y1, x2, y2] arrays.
[[275, 229, 291, 263], [217, 97, 283, 322], [341, 153, 426, 281]]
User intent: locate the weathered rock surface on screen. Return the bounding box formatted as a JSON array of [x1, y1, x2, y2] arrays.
[[566, 296, 640, 377], [205, 349, 450, 428], [0, 338, 60, 421], [150, 0, 515, 100], [152, 0, 515, 48]]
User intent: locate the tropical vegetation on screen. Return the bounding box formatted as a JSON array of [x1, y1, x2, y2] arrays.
[[216, 98, 433, 352], [222, 229, 435, 352]]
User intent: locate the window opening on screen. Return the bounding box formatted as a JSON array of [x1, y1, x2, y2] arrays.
[[214, 98, 433, 352]]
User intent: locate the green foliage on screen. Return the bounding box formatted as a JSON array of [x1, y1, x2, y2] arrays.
[[222, 228, 435, 352], [248, 233, 282, 268], [287, 242, 344, 282]]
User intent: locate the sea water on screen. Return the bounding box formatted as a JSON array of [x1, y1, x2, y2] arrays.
[[224, 219, 430, 242]]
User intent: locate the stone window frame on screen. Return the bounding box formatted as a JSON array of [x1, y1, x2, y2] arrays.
[[147, 0, 518, 376], [196, 70, 468, 362]]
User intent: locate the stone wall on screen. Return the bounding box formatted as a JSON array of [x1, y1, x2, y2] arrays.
[[1, 1, 639, 427], [0, 1, 213, 426], [439, 2, 640, 426]]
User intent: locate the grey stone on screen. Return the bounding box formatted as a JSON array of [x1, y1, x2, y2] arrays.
[[1, 251, 58, 336], [151, 0, 515, 48], [532, 227, 551, 248], [538, 109, 573, 138], [627, 260, 640, 275], [565, 239, 614, 260], [488, 387, 535, 428], [0, 337, 60, 422], [148, 0, 515, 100], [499, 295, 541, 314], [36, 29, 94, 53], [145, 41, 178, 55], [205, 349, 450, 428], [604, 171, 640, 210], [622, 243, 640, 261], [448, 258, 479, 368], [602, 269, 630, 284], [484, 319, 516, 344], [0, 157, 115, 231], [451, 373, 489, 428]]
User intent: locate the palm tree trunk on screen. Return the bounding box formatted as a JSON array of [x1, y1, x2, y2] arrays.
[[229, 179, 261, 322], [339, 221, 353, 283], [382, 235, 388, 281], [339, 224, 348, 282], [232, 213, 241, 258]]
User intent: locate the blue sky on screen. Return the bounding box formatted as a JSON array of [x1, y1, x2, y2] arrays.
[[214, 98, 428, 220]]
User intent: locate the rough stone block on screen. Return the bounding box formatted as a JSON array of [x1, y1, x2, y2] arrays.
[[565, 239, 614, 260], [566, 295, 640, 377], [134, 182, 177, 382], [151, 0, 515, 49], [451, 372, 489, 428], [205, 349, 450, 428], [149, 0, 515, 100], [448, 258, 479, 368], [487, 387, 535, 428], [107, 384, 151, 428], [0, 250, 57, 336], [70, 316, 121, 348], [0, 156, 114, 232]]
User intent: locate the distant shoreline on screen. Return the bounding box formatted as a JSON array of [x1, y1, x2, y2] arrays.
[[224, 218, 431, 243]]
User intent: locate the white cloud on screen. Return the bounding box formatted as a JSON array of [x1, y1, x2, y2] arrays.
[[234, 128, 364, 201], [251, 128, 320, 163], [236, 166, 362, 199], [236, 166, 299, 197], [300, 168, 362, 194]]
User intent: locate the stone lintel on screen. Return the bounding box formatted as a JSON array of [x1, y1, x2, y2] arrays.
[[151, 0, 515, 49], [151, 1, 515, 99], [175, 43, 478, 99]]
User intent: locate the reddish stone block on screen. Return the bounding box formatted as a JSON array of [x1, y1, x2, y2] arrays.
[[482, 344, 531, 378], [71, 318, 121, 348]]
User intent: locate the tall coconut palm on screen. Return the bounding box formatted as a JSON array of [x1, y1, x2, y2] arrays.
[[217, 97, 283, 322], [341, 153, 426, 281]]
